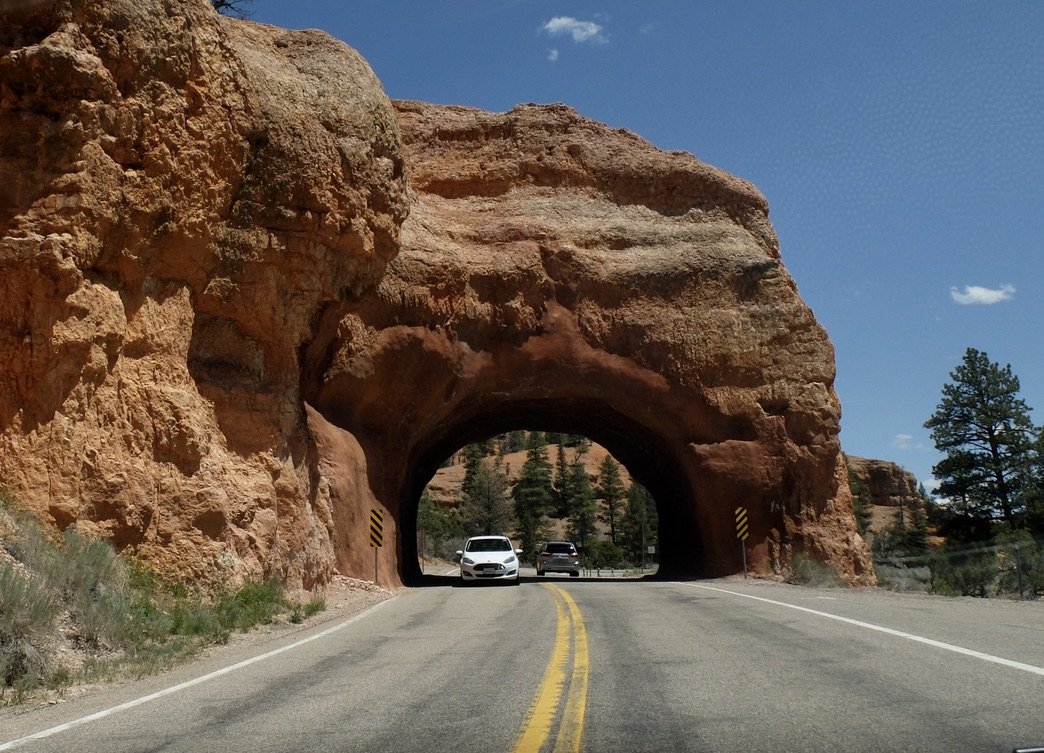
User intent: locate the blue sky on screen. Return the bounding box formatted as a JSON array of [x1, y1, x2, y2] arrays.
[[249, 1, 1043, 491]]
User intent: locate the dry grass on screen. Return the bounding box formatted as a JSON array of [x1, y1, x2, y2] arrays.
[[0, 493, 333, 705]]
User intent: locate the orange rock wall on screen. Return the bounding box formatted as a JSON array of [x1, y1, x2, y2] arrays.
[[306, 102, 874, 584], [0, 0, 406, 586], [1, 0, 873, 587]]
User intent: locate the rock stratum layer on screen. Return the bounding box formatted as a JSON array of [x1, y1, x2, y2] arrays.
[[1, 0, 873, 587]]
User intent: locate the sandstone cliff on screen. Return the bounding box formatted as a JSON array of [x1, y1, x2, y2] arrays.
[[1, 0, 873, 587], [0, 0, 407, 586], [846, 454, 925, 539], [846, 455, 920, 510], [306, 101, 873, 584]]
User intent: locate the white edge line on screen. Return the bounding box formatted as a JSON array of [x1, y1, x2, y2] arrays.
[[0, 598, 394, 751], [682, 583, 1044, 677]]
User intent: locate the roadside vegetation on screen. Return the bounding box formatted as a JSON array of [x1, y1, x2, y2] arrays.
[[860, 347, 1044, 599], [0, 492, 324, 704]]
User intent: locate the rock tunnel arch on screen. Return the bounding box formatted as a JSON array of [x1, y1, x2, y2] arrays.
[[401, 401, 703, 583], [298, 101, 874, 588], [304, 284, 871, 590]]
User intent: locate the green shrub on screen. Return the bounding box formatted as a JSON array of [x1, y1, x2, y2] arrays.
[[58, 529, 136, 648], [214, 578, 287, 633], [290, 597, 326, 624], [582, 541, 627, 569], [169, 601, 226, 639], [929, 548, 996, 597], [0, 498, 323, 702], [0, 563, 59, 688], [787, 553, 843, 587]]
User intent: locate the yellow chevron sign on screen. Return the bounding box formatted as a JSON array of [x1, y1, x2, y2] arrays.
[[735, 507, 749, 541], [369, 508, 384, 548]]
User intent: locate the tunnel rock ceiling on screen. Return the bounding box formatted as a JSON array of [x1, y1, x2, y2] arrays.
[[0, 0, 873, 588], [305, 101, 874, 586]]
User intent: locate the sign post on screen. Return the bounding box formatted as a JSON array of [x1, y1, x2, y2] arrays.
[[735, 506, 749, 578], [369, 508, 384, 583]]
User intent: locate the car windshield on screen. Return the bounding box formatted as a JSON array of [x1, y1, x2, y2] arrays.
[[466, 538, 511, 552], [545, 543, 575, 554]]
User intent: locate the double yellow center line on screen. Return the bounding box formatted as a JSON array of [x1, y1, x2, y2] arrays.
[[511, 584, 589, 753]]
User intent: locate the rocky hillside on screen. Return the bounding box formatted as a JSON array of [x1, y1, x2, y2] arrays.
[[846, 456, 920, 508], [425, 441, 631, 507], [846, 454, 929, 538]]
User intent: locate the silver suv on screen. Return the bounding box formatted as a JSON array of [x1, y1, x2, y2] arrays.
[[536, 541, 580, 577]]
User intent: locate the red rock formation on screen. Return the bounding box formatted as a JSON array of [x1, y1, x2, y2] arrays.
[[304, 101, 874, 585], [846, 455, 925, 538], [0, 0, 407, 586], [845, 455, 920, 509], [1, 0, 873, 587]]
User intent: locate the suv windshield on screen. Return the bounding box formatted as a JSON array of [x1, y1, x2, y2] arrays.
[[545, 543, 575, 554]]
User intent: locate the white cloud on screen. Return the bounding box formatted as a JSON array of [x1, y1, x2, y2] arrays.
[[541, 16, 606, 44], [949, 284, 1016, 305], [547, 48, 559, 62], [891, 434, 914, 450]]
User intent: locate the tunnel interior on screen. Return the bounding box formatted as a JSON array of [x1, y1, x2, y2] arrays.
[[397, 398, 703, 584]]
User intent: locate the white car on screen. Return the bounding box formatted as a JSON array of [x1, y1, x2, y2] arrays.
[[457, 535, 522, 584]]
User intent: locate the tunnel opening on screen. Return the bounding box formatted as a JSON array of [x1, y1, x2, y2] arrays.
[[415, 430, 662, 580], [396, 399, 704, 585]]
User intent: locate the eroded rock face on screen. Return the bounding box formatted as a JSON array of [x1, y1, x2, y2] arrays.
[[0, 0, 407, 586], [1, 0, 872, 587], [846, 455, 919, 509], [305, 101, 874, 584]]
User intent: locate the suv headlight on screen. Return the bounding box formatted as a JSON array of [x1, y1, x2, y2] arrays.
[[462, 557, 475, 565], [503, 555, 517, 564]]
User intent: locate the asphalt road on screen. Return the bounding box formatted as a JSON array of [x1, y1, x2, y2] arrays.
[[2, 578, 1042, 753]]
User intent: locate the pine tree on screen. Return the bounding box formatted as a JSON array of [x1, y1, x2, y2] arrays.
[[512, 444, 555, 561], [460, 459, 513, 536], [525, 431, 547, 449], [596, 455, 626, 544], [1023, 431, 1044, 536], [497, 431, 527, 455], [620, 482, 657, 563], [845, 456, 873, 537], [924, 348, 1037, 527], [417, 491, 464, 559], [460, 442, 488, 503], [567, 458, 598, 548], [564, 434, 590, 453], [905, 495, 930, 553], [552, 442, 572, 517]]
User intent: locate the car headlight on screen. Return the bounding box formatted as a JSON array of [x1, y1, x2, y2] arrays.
[[503, 555, 517, 564], [462, 557, 475, 565]]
